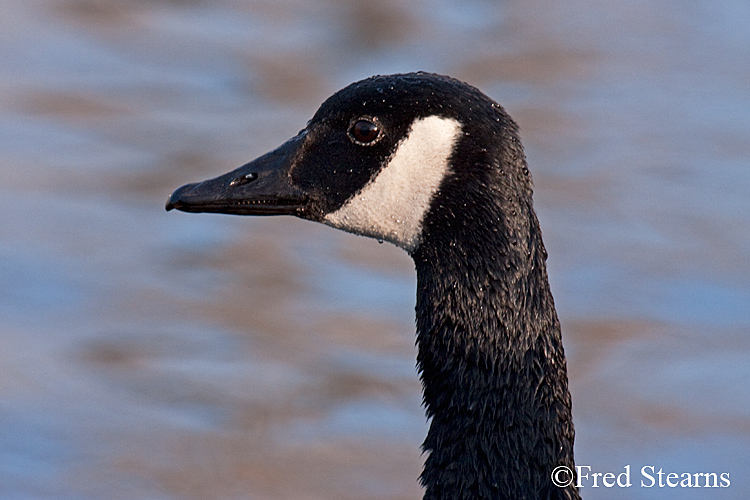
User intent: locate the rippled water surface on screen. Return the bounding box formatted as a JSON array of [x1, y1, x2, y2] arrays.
[[2, 1, 749, 499]]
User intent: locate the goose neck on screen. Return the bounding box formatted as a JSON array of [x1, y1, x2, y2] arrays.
[[411, 231, 579, 499]]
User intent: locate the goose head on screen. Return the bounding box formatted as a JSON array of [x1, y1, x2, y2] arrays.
[[166, 72, 529, 255]]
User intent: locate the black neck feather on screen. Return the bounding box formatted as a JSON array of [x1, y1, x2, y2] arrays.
[[411, 131, 579, 499]]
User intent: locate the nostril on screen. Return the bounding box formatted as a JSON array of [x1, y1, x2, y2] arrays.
[[229, 172, 258, 187]]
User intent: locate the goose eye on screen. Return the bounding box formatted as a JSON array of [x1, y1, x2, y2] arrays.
[[349, 119, 380, 145]]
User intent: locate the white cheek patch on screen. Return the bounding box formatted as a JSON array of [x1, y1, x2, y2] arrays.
[[323, 115, 462, 252]]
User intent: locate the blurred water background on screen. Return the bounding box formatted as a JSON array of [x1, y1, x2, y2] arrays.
[[1, 0, 749, 499]]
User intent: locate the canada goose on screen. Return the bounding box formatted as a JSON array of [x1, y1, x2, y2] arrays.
[[167, 72, 580, 500]]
